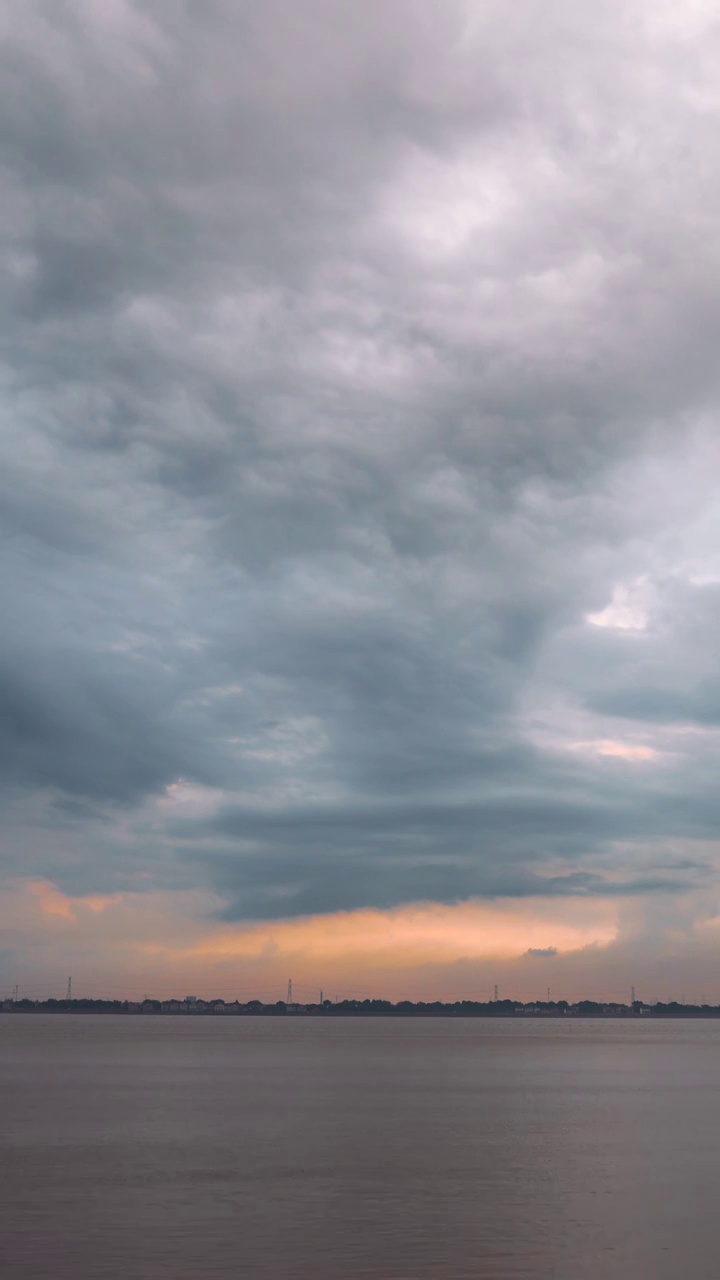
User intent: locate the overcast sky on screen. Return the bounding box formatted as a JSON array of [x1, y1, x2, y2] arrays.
[[4, 0, 720, 1002]]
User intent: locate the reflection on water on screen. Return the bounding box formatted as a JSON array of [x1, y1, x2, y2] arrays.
[[1, 1015, 719, 1278]]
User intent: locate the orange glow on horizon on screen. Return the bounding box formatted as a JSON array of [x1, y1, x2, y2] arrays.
[[8, 878, 626, 1000], [137, 897, 618, 968]]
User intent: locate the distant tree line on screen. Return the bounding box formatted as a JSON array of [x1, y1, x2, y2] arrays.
[[4, 996, 720, 1017]]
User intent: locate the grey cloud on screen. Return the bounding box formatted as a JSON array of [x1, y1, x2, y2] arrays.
[[1, 1, 720, 927], [0, 641, 192, 802], [167, 781, 707, 918], [591, 685, 720, 727], [525, 948, 558, 959], [576, 582, 720, 728]]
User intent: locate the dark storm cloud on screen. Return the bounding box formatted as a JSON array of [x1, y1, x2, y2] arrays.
[[167, 771, 710, 918], [2, 1, 720, 918]]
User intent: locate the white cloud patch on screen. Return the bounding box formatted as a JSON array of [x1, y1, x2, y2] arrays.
[[587, 578, 653, 631], [570, 740, 659, 763]]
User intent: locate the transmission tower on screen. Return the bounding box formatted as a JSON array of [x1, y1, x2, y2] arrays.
[[493, 984, 499, 1003], [631, 985, 636, 1005], [66, 976, 72, 1001], [286, 978, 293, 1004]]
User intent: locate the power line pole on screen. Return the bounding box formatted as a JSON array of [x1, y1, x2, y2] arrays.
[[493, 984, 499, 1003], [320, 989, 324, 1005], [631, 985, 636, 1005], [66, 976, 72, 1001], [286, 978, 293, 1004], [13, 984, 18, 1003]]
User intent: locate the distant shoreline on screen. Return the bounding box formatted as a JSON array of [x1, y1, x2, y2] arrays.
[[4, 998, 719, 1019]]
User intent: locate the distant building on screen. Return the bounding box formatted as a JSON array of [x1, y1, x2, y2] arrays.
[[185, 995, 197, 1005]]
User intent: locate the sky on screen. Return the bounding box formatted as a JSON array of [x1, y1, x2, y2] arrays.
[[4, 0, 720, 1004]]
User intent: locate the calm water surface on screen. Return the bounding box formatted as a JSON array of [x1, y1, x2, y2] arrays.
[[1, 1015, 719, 1278]]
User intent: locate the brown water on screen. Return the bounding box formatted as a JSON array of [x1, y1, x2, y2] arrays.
[[1, 1015, 719, 1278]]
